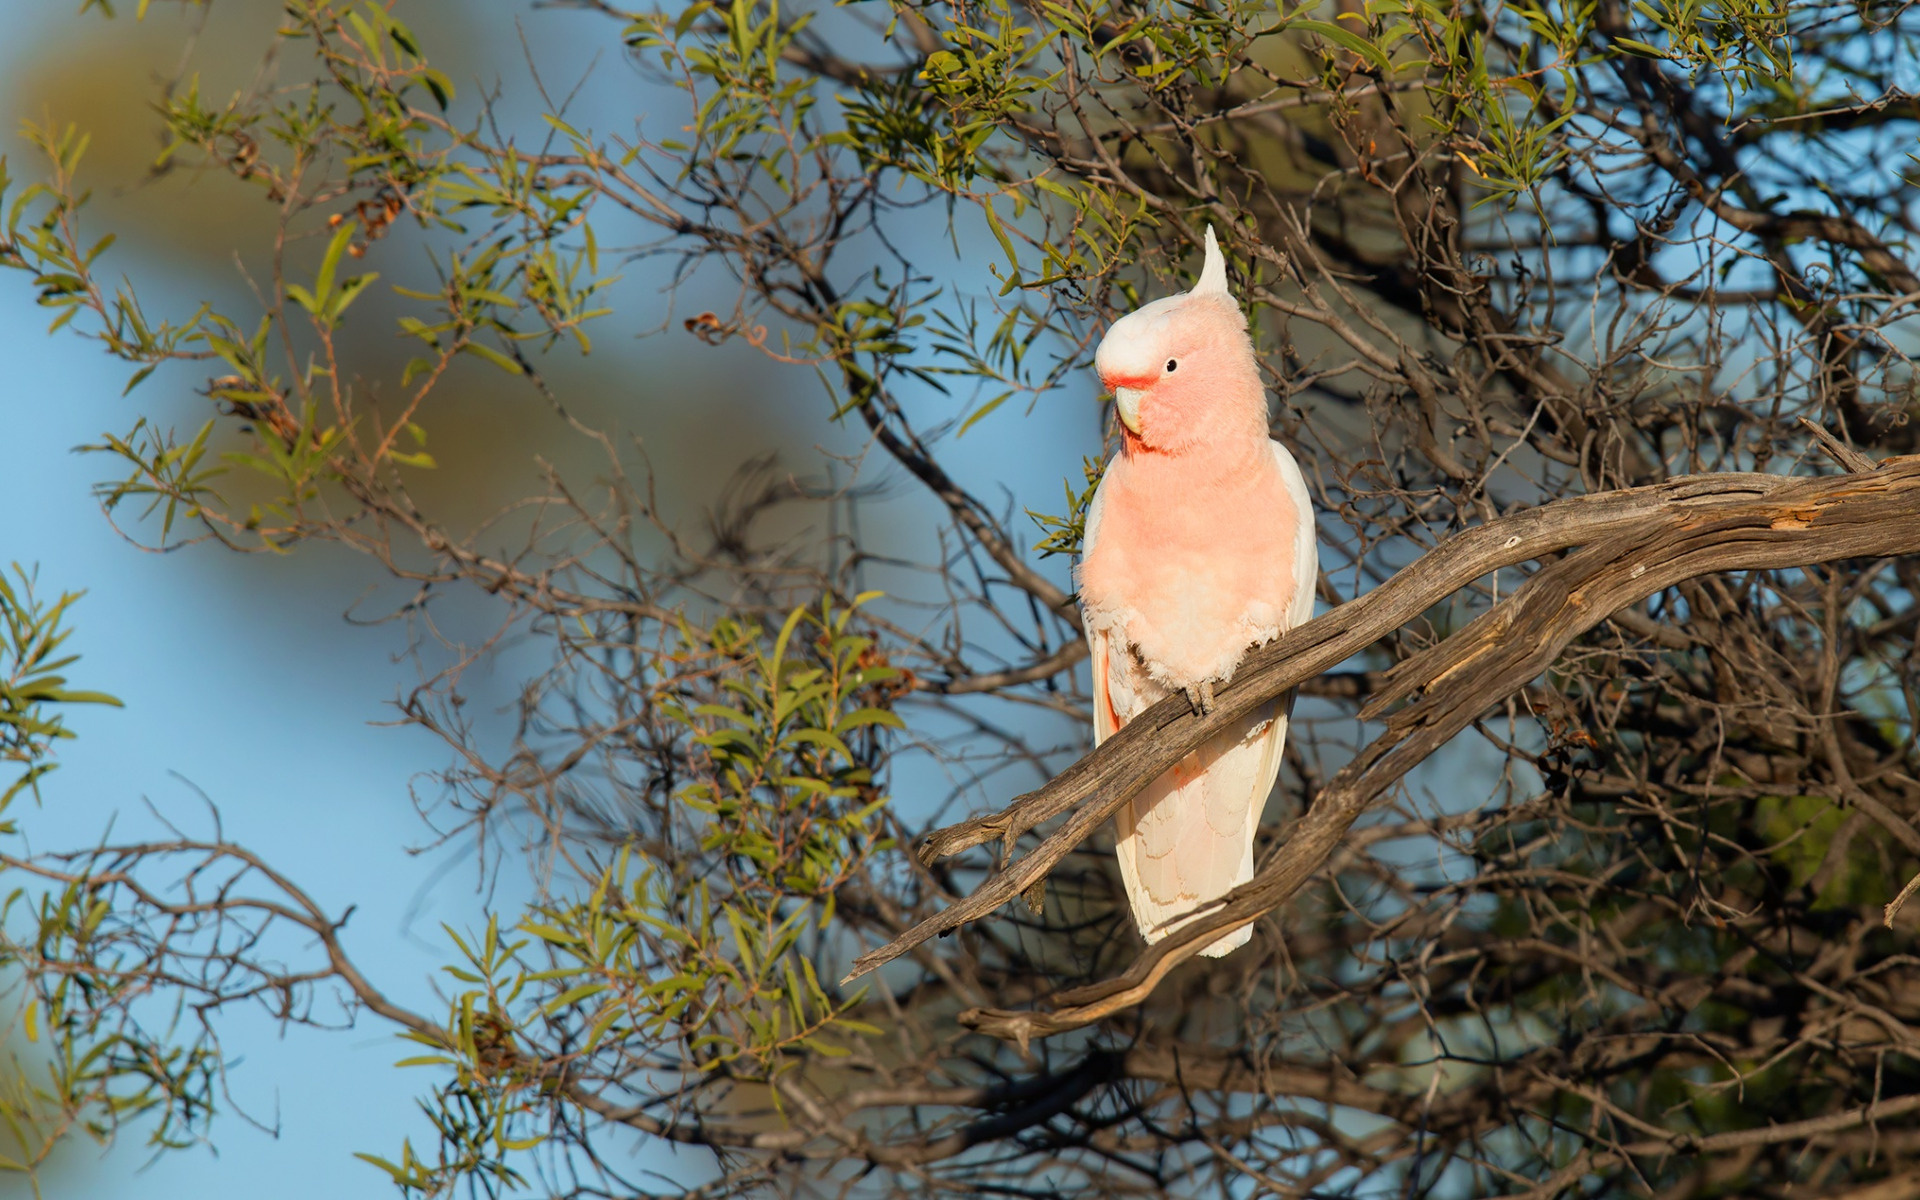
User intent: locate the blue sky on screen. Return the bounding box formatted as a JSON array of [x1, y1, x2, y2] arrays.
[[0, 179, 495, 1197], [0, 3, 1104, 1195], [0, 71, 494, 1200], [0, 4, 641, 1195]]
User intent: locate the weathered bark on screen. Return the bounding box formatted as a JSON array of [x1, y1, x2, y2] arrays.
[[848, 455, 1920, 1043]]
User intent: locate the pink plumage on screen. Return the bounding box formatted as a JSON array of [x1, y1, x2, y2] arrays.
[[1076, 227, 1318, 956]]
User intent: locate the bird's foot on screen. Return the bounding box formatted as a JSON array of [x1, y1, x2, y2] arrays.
[[1184, 680, 1216, 716]]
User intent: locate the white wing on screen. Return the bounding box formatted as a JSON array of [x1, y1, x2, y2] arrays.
[[1274, 439, 1319, 631], [1085, 441, 1318, 957]]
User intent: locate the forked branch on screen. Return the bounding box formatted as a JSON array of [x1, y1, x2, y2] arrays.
[[845, 456, 1920, 1044]]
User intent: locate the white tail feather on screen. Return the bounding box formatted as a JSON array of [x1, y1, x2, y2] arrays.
[[1091, 623, 1287, 957], [1113, 704, 1285, 956]]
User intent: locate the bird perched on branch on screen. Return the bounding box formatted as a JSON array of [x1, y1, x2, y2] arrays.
[[1077, 227, 1318, 956]]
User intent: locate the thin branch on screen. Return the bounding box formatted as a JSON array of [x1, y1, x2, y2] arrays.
[[850, 461, 1920, 1043]]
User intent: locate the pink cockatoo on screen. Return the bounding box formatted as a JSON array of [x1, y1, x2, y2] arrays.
[[1076, 227, 1318, 957]]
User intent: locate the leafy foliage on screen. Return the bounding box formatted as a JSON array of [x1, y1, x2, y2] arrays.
[[0, 567, 119, 810], [7, 0, 1920, 1195]]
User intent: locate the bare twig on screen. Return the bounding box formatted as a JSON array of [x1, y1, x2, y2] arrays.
[[853, 461, 1920, 1043]]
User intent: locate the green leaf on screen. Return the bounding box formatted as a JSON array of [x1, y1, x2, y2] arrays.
[[422, 69, 455, 111], [543, 982, 609, 1014], [1612, 36, 1670, 57], [38, 689, 121, 707], [957, 391, 1011, 437], [314, 220, 357, 312], [121, 364, 157, 396], [393, 1054, 457, 1069], [1289, 18, 1395, 72], [459, 341, 524, 374], [833, 707, 904, 735], [328, 273, 378, 322]]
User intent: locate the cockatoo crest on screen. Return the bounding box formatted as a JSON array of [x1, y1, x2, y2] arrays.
[[1094, 228, 1234, 374], [1191, 224, 1231, 298]]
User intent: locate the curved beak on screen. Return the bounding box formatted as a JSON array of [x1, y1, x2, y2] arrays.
[[1113, 386, 1144, 435]]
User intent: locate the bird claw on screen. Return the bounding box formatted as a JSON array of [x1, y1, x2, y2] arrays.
[[1184, 681, 1216, 716]]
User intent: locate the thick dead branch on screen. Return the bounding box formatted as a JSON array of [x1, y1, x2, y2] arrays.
[[847, 460, 1920, 1042]]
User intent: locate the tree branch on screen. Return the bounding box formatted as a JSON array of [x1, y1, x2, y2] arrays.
[[846, 459, 1920, 1043]]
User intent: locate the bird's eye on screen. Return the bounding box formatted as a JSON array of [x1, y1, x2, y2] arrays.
[[1165, 359, 1178, 373]]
